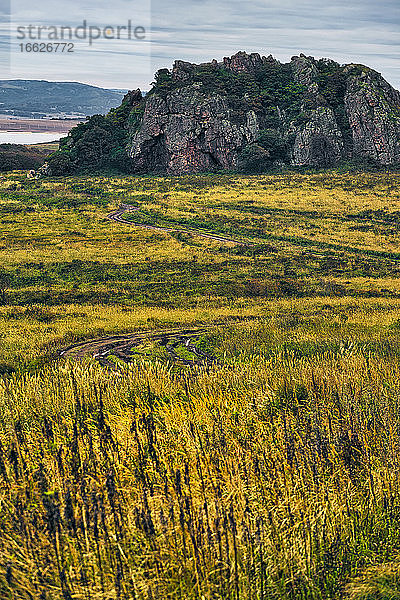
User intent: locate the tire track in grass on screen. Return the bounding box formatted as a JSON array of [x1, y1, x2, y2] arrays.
[[107, 203, 254, 246], [59, 326, 225, 369]]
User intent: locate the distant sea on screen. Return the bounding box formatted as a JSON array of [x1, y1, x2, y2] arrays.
[[0, 132, 63, 144]]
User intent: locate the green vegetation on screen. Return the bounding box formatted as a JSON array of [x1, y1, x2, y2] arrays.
[[238, 129, 288, 171], [149, 60, 306, 121], [316, 59, 353, 149], [0, 170, 400, 598], [0, 143, 52, 171], [48, 97, 135, 175]]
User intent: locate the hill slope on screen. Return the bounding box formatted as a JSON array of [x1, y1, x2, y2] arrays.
[[46, 52, 400, 174], [0, 143, 54, 171], [0, 80, 127, 117]]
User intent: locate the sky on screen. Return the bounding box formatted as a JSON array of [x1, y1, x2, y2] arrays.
[[0, 0, 399, 90]]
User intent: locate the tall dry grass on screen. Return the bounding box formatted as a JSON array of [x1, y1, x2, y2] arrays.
[[0, 343, 400, 598]]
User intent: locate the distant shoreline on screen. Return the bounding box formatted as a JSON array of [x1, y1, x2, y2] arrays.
[[0, 118, 82, 133]]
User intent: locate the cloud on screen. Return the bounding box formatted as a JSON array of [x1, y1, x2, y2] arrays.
[[149, 0, 400, 88], [0, 0, 398, 89]]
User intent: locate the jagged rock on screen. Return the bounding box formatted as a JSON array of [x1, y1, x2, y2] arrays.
[[290, 54, 323, 105], [345, 66, 400, 164], [129, 85, 259, 173], [125, 88, 143, 107], [288, 55, 345, 165], [291, 55, 318, 89], [291, 107, 344, 166], [172, 61, 196, 81], [223, 51, 264, 74]]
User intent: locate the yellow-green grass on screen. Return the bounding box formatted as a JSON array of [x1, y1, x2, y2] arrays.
[[1, 169, 400, 371], [2, 296, 400, 372], [1, 332, 400, 598], [0, 169, 400, 597]]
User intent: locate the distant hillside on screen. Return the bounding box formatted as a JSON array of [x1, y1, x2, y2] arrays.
[[0, 80, 127, 118]]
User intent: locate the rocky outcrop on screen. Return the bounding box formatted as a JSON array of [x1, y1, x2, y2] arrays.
[[127, 53, 400, 173], [129, 85, 259, 173], [290, 54, 321, 103], [125, 88, 143, 108], [289, 55, 344, 166], [47, 51, 400, 175], [223, 51, 273, 74], [290, 107, 344, 167], [345, 66, 400, 165]]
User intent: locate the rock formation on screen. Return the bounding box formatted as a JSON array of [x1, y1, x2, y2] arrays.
[[47, 52, 400, 174], [344, 66, 400, 165]]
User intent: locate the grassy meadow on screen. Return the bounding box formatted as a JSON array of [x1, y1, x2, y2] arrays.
[[1, 170, 400, 598]]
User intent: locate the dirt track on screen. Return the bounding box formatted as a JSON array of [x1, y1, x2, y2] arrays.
[[59, 326, 220, 369], [58, 204, 255, 368], [107, 203, 255, 246]]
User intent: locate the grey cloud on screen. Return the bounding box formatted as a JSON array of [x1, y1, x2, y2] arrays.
[[0, 0, 398, 89]]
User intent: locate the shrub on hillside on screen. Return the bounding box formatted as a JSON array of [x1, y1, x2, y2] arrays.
[[237, 143, 271, 173], [46, 99, 135, 175], [0, 144, 45, 171], [257, 128, 288, 161]]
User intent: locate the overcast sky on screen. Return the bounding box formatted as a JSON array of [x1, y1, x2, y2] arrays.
[[0, 0, 399, 90]]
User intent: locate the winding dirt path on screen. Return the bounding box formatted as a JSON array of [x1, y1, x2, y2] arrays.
[[59, 326, 221, 369], [59, 205, 257, 368], [107, 203, 255, 246]]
